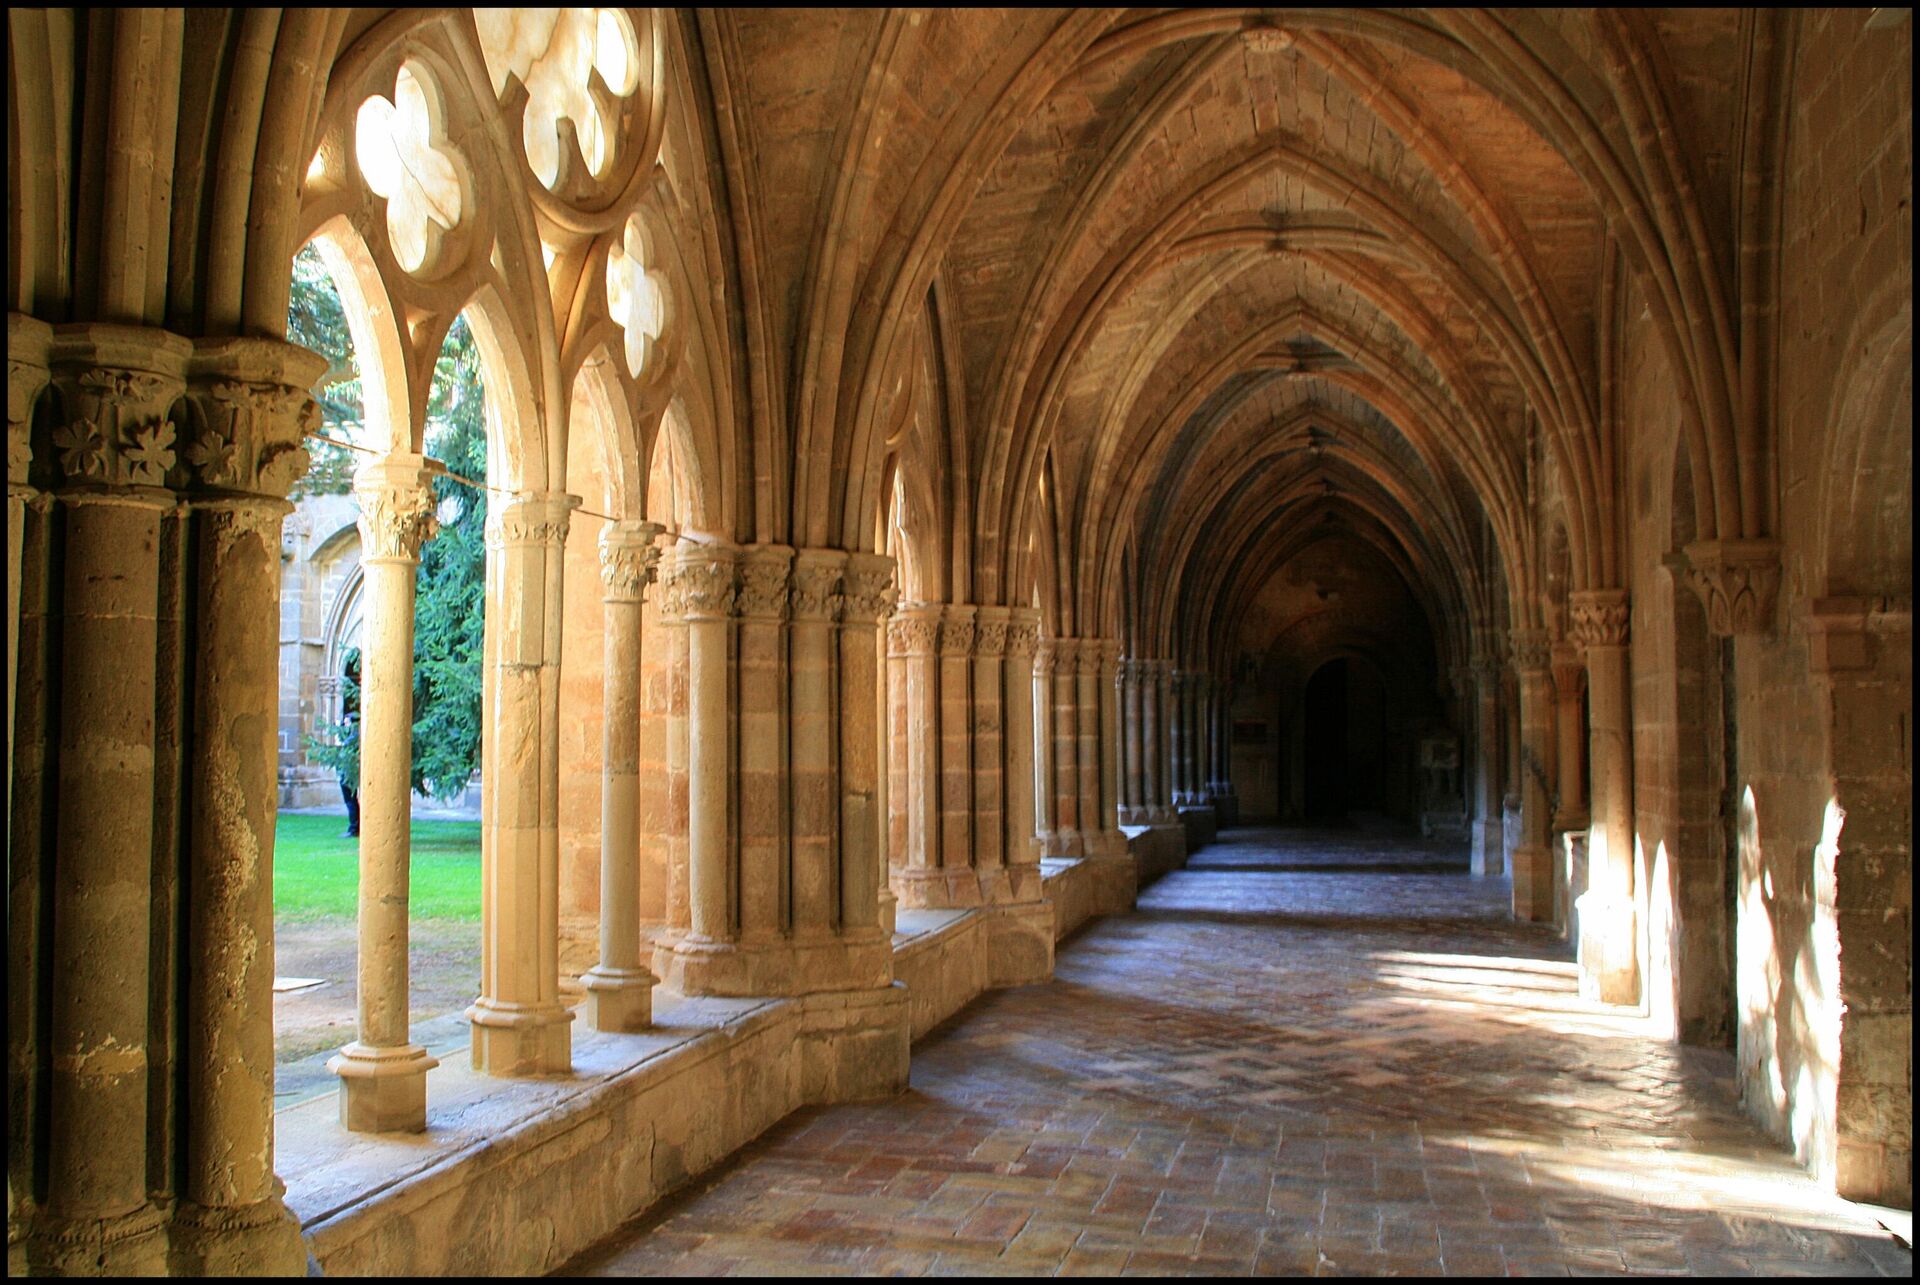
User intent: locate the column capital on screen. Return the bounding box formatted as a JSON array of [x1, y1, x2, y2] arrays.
[[736, 543, 794, 620], [1508, 627, 1552, 673], [973, 605, 1010, 656], [1804, 594, 1912, 674], [1568, 588, 1630, 649], [938, 603, 977, 656], [1075, 638, 1105, 677], [840, 551, 898, 623], [887, 602, 941, 656], [9, 313, 53, 493], [185, 336, 330, 500], [486, 489, 579, 549], [598, 519, 665, 601], [1550, 639, 1588, 699], [790, 547, 848, 621], [45, 324, 193, 492], [660, 541, 739, 620], [1005, 609, 1041, 658], [354, 453, 446, 562], [1680, 539, 1781, 637]]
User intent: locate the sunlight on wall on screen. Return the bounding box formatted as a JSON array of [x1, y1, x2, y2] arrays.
[[1737, 785, 1788, 1121], [1647, 836, 1677, 1040]]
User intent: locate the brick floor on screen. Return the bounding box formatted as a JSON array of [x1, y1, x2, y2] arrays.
[[564, 824, 1914, 1277]]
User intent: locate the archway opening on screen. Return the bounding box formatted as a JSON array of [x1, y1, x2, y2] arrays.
[[1302, 658, 1349, 821]]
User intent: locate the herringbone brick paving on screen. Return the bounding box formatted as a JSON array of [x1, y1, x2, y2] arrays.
[[566, 824, 1914, 1276]]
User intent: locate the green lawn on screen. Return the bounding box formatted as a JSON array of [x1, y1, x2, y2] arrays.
[[274, 813, 483, 921]]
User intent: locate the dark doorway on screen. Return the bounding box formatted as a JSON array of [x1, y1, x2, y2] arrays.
[[1302, 659, 1348, 819]]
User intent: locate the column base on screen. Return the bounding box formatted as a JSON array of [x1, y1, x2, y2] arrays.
[[890, 865, 984, 910], [1510, 842, 1554, 922], [28, 1202, 168, 1276], [328, 1041, 439, 1133], [1574, 891, 1640, 1005], [982, 898, 1056, 986], [659, 931, 894, 998], [168, 1193, 307, 1276], [581, 964, 659, 1033], [468, 999, 575, 1077], [1470, 818, 1505, 876], [1003, 861, 1045, 903], [1039, 827, 1084, 858]]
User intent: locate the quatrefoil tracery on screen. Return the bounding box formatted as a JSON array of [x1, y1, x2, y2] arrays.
[[355, 62, 467, 274], [605, 216, 666, 379], [476, 8, 641, 192]]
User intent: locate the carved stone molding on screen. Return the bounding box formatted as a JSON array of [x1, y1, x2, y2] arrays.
[[665, 547, 738, 620], [789, 550, 846, 621], [840, 554, 898, 624], [356, 481, 440, 563], [736, 547, 794, 620], [598, 520, 664, 602], [1681, 539, 1781, 637], [487, 491, 578, 548], [1568, 589, 1630, 649], [887, 610, 939, 656], [1509, 627, 1552, 673]]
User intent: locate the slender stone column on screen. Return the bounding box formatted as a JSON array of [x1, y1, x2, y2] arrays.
[[839, 555, 897, 935], [735, 546, 794, 941], [972, 608, 1009, 900], [6, 318, 50, 843], [1075, 641, 1103, 849], [939, 607, 978, 903], [1096, 642, 1123, 849], [1141, 660, 1164, 821], [1120, 661, 1142, 822], [1032, 639, 1054, 843], [1166, 671, 1186, 805], [788, 551, 846, 940], [1469, 637, 1506, 876], [1570, 590, 1638, 1004], [1550, 640, 1589, 828], [469, 492, 578, 1076], [32, 332, 188, 1271], [165, 345, 325, 1273], [671, 544, 739, 951], [1049, 639, 1081, 854], [1002, 612, 1043, 899], [1510, 629, 1555, 922], [887, 605, 942, 902], [1196, 675, 1214, 803], [329, 454, 442, 1130], [582, 521, 663, 1032]]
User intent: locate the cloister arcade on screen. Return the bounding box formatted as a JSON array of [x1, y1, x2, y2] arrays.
[[5, 7, 1911, 1276]]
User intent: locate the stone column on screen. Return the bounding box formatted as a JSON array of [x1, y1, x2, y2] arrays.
[[6, 317, 50, 847], [329, 454, 442, 1130], [1142, 660, 1164, 821], [672, 544, 739, 953], [1166, 671, 1186, 805], [939, 606, 978, 903], [972, 608, 1009, 901], [1032, 638, 1054, 844], [1096, 642, 1123, 850], [1550, 640, 1589, 828], [1075, 640, 1104, 851], [470, 492, 578, 1077], [839, 555, 896, 935], [788, 550, 846, 941], [167, 345, 325, 1273], [31, 332, 188, 1272], [887, 604, 942, 903], [735, 546, 793, 942], [582, 521, 663, 1032], [1002, 611, 1043, 900], [1570, 589, 1638, 1005], [1195, 674, 1214, 805], [1469, 638, 1506, 876], [1049, 639, 1081, 854], [1509, 628, 1555, 922], [1120, 660, 1143, 823]]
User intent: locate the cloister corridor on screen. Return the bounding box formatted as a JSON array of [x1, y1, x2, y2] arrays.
[[569, 826, 1913, 1278]]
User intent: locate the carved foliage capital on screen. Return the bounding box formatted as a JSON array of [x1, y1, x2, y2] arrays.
[[887, 612, 939, 656], [356, 483, 439, 561], [1508, 627, 1552, 673], [789, 558, 844, 621], [1005, 619, 1041, 658], [841, 559, 899, 624], [1568, 589, 1630, 649], [487, 491, 577, 548], [598, 520, 664, 601], [51, 363, 184, 488], [973, 619, 1008, 657], [188, 377, 316, 498], [939, 614, 976, 656], [1681, 539, 1781, 638], [736, 552, 793, 619], [663, 551, 738, 619]]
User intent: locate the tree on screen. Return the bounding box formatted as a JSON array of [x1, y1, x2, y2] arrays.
[[292, 245, 490, 804]]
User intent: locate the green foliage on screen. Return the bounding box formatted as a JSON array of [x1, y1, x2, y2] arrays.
[[273, 814, 482, 921], [287, 242, 491, 803]]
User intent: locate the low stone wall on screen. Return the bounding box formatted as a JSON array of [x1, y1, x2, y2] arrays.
[[287, 828, 1208, 1276], [1178, 806, 1218, 852]]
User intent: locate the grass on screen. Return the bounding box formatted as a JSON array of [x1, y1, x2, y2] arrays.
[[273, 813, 483, 921]]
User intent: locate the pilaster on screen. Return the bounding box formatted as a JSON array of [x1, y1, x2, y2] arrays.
[[1509, 628, 1555, 923]]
